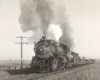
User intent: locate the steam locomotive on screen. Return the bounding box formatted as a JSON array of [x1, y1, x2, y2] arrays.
[[30, 36, 95, 72]]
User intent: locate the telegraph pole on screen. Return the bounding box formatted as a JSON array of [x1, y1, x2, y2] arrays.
[[15, 36, 29, 69]]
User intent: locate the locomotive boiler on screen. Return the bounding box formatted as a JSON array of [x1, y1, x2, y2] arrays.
[[30, 36, 71, 71]]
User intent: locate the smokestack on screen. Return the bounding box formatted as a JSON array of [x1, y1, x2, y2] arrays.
[[19, 0, 74, 48]]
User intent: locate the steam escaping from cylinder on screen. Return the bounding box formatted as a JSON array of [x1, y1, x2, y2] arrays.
[[47, 24, 62, 42], [19, 0, 74, 48]]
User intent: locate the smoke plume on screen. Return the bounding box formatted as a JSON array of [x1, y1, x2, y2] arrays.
[[47, 24, 62, 42], [19, 0, 73, 48]]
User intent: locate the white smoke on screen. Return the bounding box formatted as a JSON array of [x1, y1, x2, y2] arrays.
[[46, 24, 62, 42]]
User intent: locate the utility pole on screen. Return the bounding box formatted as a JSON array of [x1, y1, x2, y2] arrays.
[[15, 36, 29, 69]]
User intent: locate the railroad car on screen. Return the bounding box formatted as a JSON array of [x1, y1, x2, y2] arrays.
[[71, 52, 79, 66]]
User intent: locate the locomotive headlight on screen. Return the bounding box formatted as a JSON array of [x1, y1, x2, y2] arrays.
[[37, 44, 46, 53], [40, 49, 43, 51]]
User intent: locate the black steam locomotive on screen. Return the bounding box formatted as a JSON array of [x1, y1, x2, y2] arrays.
[[30, 36, 95, 72]]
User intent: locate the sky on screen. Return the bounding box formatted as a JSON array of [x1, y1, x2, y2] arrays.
[[0, 0, 100, 60]]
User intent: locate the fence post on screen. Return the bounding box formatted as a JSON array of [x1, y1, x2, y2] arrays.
[[26, 65, 28, 68], [15, 66, 16, 70], [9, 66, 10, 70]]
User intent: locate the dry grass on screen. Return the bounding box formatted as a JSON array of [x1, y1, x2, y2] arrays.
[[0, 62, 100, 80], [35, 63, 100, 80], [0, 70, 11, 80], [43, 63, 100, 80], [62, 63, 100, 80]]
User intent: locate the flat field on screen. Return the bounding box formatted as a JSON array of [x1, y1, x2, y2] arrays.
[[0, 60, 31, 69], [0, 61, 100, 80]]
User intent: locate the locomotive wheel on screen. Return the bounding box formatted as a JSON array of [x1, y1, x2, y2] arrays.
[[50, 58, 60, 71]]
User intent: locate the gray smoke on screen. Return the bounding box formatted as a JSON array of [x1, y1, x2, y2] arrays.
[[19, 0, 73, 48]]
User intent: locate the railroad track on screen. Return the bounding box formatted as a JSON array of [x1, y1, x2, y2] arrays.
[[3, 64, 93, 80], [27, 64, 92, 80]]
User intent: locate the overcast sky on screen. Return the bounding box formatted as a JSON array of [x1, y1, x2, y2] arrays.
[[0, 0, 100, 60]]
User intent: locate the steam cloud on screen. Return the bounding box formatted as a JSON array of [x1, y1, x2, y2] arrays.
[[47, 24, 62, 42], [19, 0, 73, 48]]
